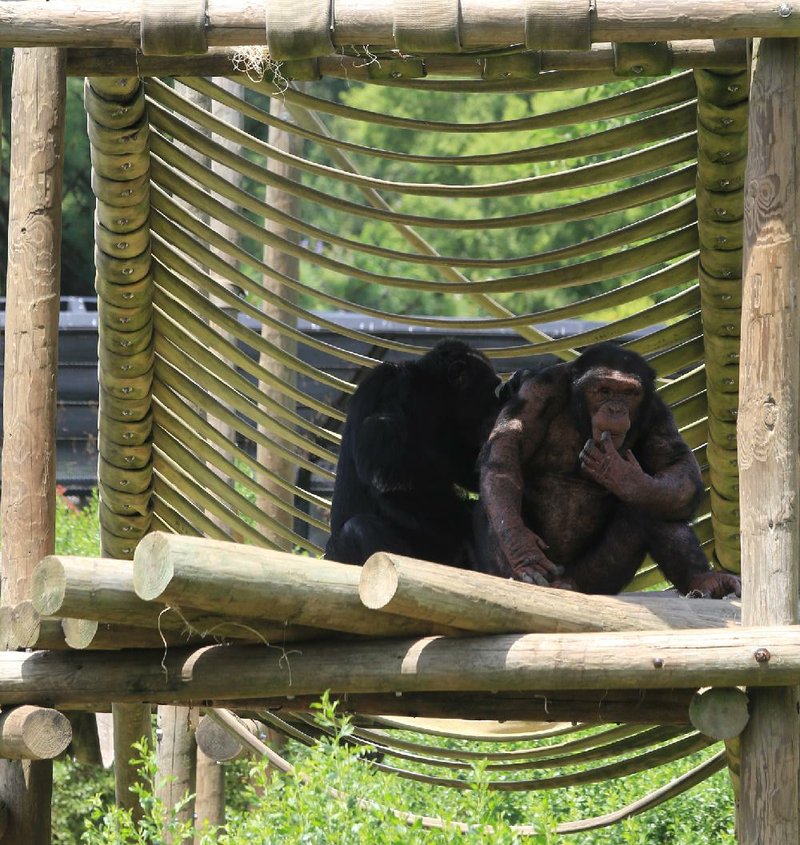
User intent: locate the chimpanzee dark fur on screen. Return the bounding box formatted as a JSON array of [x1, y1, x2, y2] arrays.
[[326, 339, 501, 568]]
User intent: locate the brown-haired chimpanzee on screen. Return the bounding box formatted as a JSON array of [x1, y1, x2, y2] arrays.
[[325, 339, 502, 568], [475, 342, 741, 598]]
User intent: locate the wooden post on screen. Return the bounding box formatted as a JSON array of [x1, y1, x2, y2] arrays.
[[0, 45, 66, 845], [738, 37, 800, 845], [257, 94, 301, 548], [194, 749, 225, 840], [112, 703, 152, 821], [156, 706, 197, 839]]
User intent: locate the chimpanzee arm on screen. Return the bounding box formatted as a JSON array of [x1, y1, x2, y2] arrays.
[[479, 376, 563, 583], [354, 412, 414, 493], [354, 410, 448, 495], [347, 364, 447, 497]]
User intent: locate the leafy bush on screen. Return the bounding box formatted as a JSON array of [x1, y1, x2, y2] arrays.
[[56, 699, 735, 845], [55, 488, 100, 557]]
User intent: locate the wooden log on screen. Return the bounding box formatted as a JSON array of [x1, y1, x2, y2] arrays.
[[0, 43, 66, 845], [196, 715, 263, 763], [257, 91, 301, 550], [9, 602, 64, 650], [34, 556, 148, 620], [61, 620, 210, 651], [360, 552, 741, 633], [156, 706, 197, 838], [113, 703, 152, 821], [217, 691, 696, 726], [0, 706, 71, 760], [0, 2, 797, 50], [0, 607, 15, 651], [33, 555, 324, 643], [1, 628, 800, 707], [132, 533, 459, 637], [65, 41, 749, 77], [688, 687, 749, 740], [738, 36, 800, 845], [14, 606, 174, 653], [194, 748, 225, 838]]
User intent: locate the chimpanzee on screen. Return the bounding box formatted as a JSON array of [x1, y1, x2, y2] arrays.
[[325, 339, 502, 568], [475, 342, 741, 598]]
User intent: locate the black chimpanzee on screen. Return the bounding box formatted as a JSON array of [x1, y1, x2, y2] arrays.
[[325, 339, 502, 568], [475, 342, 741, 598]]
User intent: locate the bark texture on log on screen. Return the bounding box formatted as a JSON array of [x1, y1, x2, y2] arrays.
[[738, 36, 800, 845]]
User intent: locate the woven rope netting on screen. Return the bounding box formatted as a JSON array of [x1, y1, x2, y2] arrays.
[[84, 58, 746, 824]]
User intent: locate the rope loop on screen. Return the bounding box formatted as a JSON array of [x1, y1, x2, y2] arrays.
[[613, 42, 673, 77], [140, 0, 207, 56], [525, 0, 593, 51], [393, 0, 461, 54], [265, 0, 334, 60]]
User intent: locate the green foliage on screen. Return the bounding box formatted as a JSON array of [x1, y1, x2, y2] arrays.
[[54, 488, 101, 557], [80, 740, 198, 845], [55, 699, 735, 845], [53, 758, 115, 845], [290, 79, 689, 319]]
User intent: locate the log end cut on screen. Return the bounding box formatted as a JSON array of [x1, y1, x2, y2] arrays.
[[0, 705, 72, 760], [132, 532, 176, 600], [31, 556, 68, 616], [359, 552, 401, 610]]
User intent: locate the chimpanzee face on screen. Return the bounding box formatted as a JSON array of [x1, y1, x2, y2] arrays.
[[575, 367, 644, 450], [450, 350, 502, 447]]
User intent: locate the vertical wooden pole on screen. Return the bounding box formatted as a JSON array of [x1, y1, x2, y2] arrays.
[[194, 748, 225, 840], [156, 706, 197, 838], [738, 37, 800, 845], [112, 703, 152, 820], [0, 45, 66, 845], [257, 95, 300, 547]]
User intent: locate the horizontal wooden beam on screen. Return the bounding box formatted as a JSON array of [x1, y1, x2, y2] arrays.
[[0, 1, 795, 51], [220, 689, 697, 725], [0, 627, 799, 708], [359, 552, 741, 633], [65, 40, 748, 77]]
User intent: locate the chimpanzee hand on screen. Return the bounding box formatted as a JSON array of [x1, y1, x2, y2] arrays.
[[580, 431, 647, 500], [685, 571, 742, 599], [498, 524, 562, 586]]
